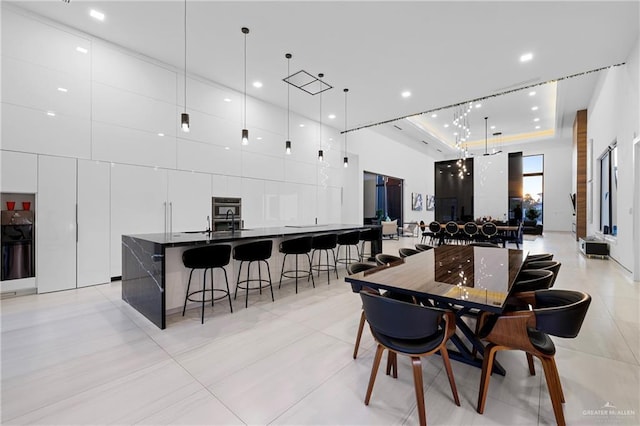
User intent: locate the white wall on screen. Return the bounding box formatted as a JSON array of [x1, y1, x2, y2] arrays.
[[473, 154, 508, 221], [586, 37, 640, 271], [0, 6, 436, 282]]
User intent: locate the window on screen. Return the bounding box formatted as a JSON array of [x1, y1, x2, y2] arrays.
[[522, 155, 543, 224], [600, 143, 618, 235]]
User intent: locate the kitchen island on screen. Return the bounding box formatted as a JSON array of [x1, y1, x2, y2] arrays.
[[122, 224, 380, 329]]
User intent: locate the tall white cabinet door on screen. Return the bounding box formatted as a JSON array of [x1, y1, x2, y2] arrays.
[[110, 164, 167, 277], [37, 155, 77, 293], [77, 160, 110, 287], [167, 170, 212, 233]]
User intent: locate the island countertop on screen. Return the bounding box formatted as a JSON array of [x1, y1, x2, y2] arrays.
[[125, 224, 372, 247]]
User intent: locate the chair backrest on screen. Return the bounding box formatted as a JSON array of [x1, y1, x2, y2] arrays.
[[419, 220, 426, 231], [399, 247, 420, 258], [279, 236, 313, 254], [464, 222, 479, 236], [337, 230, 361, 245], [232, 240, 272, 261], [513, 269, 554, 292], [375, 253, 402, 266], [523, 260, 561, 287], [360, 292, 444, 340], [347, 262, 376, 275], [445, 221, 459, 235], [469, 242, 500, 248], [481, 222, 498, 237], [415, 243, 434, 252], [533, 290, 591, 338], [311, 233, 338, 249], [525, 252, 554, 264], [428, 221, 441, 233]]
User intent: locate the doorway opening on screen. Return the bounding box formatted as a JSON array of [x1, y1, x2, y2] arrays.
[[363, 172, 404, 226]]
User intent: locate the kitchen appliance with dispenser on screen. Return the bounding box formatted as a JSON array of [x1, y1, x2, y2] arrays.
[[1, 208, 35, 281]]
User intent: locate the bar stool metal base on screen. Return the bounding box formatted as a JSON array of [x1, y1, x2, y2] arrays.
[[279, 253, 315, 293], [234, 260, 274, 308], [310, 248, 339, 284], [182, 267, 232, 324], [335, 244, 361, 266]]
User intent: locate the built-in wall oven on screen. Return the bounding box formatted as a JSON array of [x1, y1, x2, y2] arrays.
[[211, 197, 242, 231]]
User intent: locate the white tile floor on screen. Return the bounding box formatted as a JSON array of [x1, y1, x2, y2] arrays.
[[1, 232, 639, 425]]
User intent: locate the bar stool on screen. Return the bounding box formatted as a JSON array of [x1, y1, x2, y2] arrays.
[[310, 233, 339, 285], [233, 239, 274, 308], [335, 230, 362, 268], [278, 236, 314, 293], [181, 244, 233, 324], [359, 227, 381, 261]]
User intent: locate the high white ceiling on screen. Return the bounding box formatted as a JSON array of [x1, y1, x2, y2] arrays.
[[8, 1, 639, 157]]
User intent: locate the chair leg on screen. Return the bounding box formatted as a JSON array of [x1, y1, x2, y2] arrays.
[[264, 260, 274, 302], [258, 261, 263, 294], [182, 269, 195, 316], [201, 269, 207, 324], [549, 356, 565, 403], [279, 253, 287, 289], [325, 249, 331, 284], [540, 356, 566, 426], [222, 267, 233, 313], [331, 248, 339, 279], [306, 253, 315, 288], [477, 343, 499, 414], [365, 344, 385, 405], [245, 261, 251, 308], [386, 351, 397, 378], [411, 357, 427, 426], [234, 261, 243, 300], [440, 346, 460, 406], [526, 352, 536, 375], [353, 310, 366, 359]]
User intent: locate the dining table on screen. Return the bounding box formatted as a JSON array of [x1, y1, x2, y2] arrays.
[[345, 244, 528, 376]]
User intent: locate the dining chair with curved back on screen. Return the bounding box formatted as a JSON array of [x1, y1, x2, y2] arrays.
[[469, 242, 500, 248], [444, 221, 460, 244], [426, 221, 442, 245], [463, 222, 479, 244], [347, 262, 378, 359], [523, 260, 562, 287], [361, 291, 460, 426], [375, 253, 403, 266], [414, 243, 434, 252], [399, 247, 421, 258], [525, 252, 554, 264], [513, 269, 555, 292], [476, 289, 591, 426], [480, 222, 499, 245]]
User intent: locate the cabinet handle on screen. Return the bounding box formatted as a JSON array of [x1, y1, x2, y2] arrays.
[[75, 204, 79, 242], [163, 202, 167, 234], [169, 202, 173, 235]]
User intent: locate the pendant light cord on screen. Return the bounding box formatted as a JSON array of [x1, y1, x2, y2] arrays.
[[287, 55, 290, 140], [183, 0, 187, 113], [344, 88, 348, 156], [319, 75, 323, 151], [243, 30, 247, 128]]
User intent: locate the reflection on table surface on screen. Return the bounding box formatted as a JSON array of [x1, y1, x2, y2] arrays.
[[346, 245, 527, 313]]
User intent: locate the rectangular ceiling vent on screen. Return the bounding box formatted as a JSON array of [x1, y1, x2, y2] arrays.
[[392, 124, 403, 131], [421, 140, 429, 145]]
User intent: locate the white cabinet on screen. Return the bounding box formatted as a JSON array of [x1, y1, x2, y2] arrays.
[[0, 151, 37, 193], [167, 170, 211, 233], [110, 164, 168, 276], [36, 155, 77, 293], [77, 160, 110, 287]]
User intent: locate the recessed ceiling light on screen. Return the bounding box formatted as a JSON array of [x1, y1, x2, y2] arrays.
[[443, 123, 449, 128], [453, 132, 458, 136], [531, 106, 539, 111], [46, 111, 56, 116], [535, 125, 540, 129], [256, 136, 263, 140], [533, 118, 540, 122], [252, 81, 263, 88], [329, 138, 333, 141], [431, 113, 438, 118], [76, 46, 88, 54], [157, 133, 165, 137], [520, 52, 533, 62], [223, 98, 231, 102], [474, 103, 482, 108], [57, 87, 68, 92], [328, 114, 336, 119], [90, 9, 105, 21], [401, 91, 411, 98], [224, 146, 230, 150], [299, 124, 305, 127], [529, 91, 536, 96], [490, 125, 496, 130]]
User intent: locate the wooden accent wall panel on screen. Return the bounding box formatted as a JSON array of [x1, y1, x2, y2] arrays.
[[574, 110, 587, 240]]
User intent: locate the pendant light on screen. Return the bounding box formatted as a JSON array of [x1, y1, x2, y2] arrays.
[[317, 73, 324, 162], [241, 27, 250, 145], [483, 117, 490, 156], [180, 0, 189, 132], [285, 53, 292, 155], [343, 88, 349, 168]]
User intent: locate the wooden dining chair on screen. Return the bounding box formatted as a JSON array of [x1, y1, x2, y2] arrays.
[[360, 291, 460, 426], [522, 260, 561, 287], [399, 247, 421, 258], [414, 243, 434, 252], [476, 289, 591, 426]]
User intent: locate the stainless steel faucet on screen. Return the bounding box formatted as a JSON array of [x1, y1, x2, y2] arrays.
[[206, 215, 211, 233], [225, 209, 236, 233]]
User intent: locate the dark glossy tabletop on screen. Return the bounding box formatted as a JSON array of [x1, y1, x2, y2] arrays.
[[345, 245, 527, 313]]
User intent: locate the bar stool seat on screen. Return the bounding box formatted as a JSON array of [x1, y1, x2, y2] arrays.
[[233, 240, 274, 308], [336, 230, 362, 267], [279, 236, 314, 293], [182, 244, 233, 324], [310, 233, 339, 284]]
